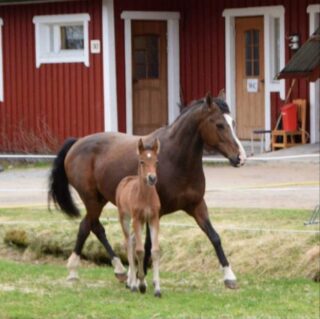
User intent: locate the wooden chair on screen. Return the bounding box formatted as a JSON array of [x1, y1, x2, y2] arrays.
[[271, 99, 308, 151]]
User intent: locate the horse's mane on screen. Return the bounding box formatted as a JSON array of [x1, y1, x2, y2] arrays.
[[177, 97, 230, 119]]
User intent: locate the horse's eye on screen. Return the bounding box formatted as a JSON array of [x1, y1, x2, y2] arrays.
[[216, 123, 225, 130], [140, 160, 145, 165]]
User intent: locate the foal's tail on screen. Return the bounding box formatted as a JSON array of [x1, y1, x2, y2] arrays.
[[48, 137, 80, 218]]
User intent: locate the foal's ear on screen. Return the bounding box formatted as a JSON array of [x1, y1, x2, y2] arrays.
[[137, 138, 144, 155], [152, 138, 161, 155]]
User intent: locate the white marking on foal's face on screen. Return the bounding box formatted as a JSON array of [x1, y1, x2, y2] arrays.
[[223, 114, 246, 165], [146, 152, 152, 159]]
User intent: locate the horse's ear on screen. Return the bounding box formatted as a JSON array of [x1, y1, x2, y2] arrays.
[[217, 89, 226, 101], [137, 138, 144, 155], [205, 92, 213, 106], [153, 138, 161, 155]]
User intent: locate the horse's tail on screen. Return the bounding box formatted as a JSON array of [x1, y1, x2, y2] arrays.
[[48, 137, 80, 218]]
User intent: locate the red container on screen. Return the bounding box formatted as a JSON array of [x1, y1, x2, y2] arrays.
[[281, 103, 298, 131]]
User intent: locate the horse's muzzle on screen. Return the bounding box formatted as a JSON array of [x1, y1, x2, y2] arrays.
[[229, 154, 245, 167]]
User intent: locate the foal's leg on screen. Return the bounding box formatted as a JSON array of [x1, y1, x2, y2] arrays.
[[127, 233, 138, 292], [149, 218, 161, 297], [133, 218, 147, 293], [188, 200, 237, 289], [67, 216, 91, 281]]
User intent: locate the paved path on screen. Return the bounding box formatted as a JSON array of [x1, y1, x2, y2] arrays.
[[0, 160, 319, 210]]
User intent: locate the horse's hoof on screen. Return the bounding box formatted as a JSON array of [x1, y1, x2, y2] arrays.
[[131, 286, 138, 293], [154, 290, 162, 298], [224, 279, 238, 289], [139, 283, 147, 294], [115, 272, 128, 283]]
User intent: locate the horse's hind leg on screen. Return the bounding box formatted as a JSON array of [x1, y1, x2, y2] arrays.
[[91, 219, 126, 279], [67, 216, 91, 281], [188, 200, 237, 289]]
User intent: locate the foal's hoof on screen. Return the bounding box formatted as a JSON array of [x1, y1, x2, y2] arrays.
[[224, 279, 238, 289], [131, 286, 138, 293], [139, 283, 147, 294], [154, 290, 162, 298], [115, 272, 128, 283], [67, 273, 79, 282]]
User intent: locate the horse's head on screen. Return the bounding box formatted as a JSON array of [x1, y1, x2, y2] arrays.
[[137, 138, 160, 186], [199, 92, 246, 167]]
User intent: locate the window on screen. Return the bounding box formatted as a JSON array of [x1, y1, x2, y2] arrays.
[[0, 18, 3, 102], [33, 14, 90, 68], [245, 29, 260, 76], [133, 35, 160, 79]]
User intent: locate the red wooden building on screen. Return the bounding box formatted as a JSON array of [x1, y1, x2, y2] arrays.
[[0, 0, 319, 152]]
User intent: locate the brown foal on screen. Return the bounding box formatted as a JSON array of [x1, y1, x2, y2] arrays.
[[116, 138, 161, 297]]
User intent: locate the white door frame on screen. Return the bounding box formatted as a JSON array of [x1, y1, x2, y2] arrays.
[[102, 0, 118, 132], [307, 4, 320, 144], [223, 6, 285, 149], [0, 18, 3, 102], [121, 11, 180, 134]]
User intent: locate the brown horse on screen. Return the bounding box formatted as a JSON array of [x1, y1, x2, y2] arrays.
[[116, 138, 161, 297], [48, 92, 246, 288]]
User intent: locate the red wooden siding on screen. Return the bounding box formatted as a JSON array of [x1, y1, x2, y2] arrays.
[[0, 0, 317, 152], [0, 0, 103, 152], [114, 0, 318, 134]]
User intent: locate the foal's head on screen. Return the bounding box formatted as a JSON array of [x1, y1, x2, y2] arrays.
[[199, 93, 246, 167], [137, 138, 160, 186]]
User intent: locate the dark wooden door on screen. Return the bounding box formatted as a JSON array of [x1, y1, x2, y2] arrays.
[[132, 21, 167, 135], [235, 17, 265, 139]]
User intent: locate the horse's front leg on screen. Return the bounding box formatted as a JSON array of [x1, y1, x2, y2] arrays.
[[149, 218, 161, 297], [188, 200, 237, 289]]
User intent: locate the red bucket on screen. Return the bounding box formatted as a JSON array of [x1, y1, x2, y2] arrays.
[[281, 103, 297, 131]]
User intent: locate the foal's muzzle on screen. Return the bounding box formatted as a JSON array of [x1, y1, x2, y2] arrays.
[[147, 174, 157, 186]]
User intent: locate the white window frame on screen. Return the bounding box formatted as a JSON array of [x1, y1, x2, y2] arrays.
[[223, 6, 285, 150], [33, 14, 90, 68], [307, 4, 320, 143], [121, 11, 180, 135], [0, 18, 3, 102]]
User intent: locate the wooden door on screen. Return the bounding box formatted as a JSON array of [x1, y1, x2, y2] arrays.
[[132, 21, 168, 135], [235, 17, 265, 139]]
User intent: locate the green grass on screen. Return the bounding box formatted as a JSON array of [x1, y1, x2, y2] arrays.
[[0, 258, 319, 319], [0, 207, 319, 318]]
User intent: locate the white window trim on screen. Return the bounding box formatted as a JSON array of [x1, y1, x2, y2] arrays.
[[121, 11, 180, 135], [223, 6, 285, 149], [307, 4, 320, 143], [0, 18, 3, 102], [33, 13, 90, 68], [102, 0, 118, 132]]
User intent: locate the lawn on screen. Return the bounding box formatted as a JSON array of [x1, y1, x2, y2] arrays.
[[0, 207, 319, 319]]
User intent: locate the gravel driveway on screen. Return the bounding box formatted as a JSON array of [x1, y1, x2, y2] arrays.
[[0, 159, 318, 210]]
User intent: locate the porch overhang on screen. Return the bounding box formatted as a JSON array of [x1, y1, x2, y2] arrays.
[[277, 27, 320, 82]]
